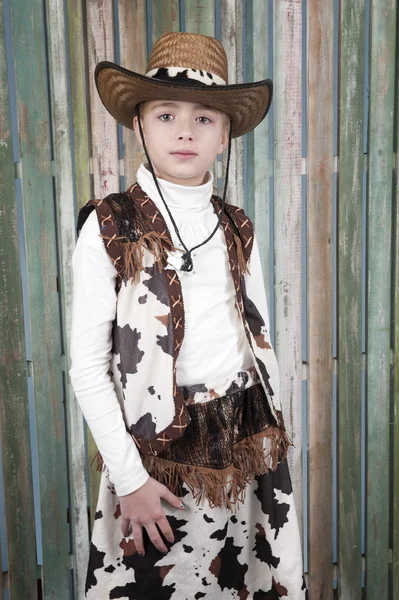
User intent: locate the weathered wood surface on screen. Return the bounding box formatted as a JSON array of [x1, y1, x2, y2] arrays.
[[0, 0, 37, 597], [65, 0, 93, 577], [366, 1, 396, 598], [307, 0, 334, 597], [10, 0, 70, 596], [221, 0, 244, 209], [185, 0, 215, 35], [119, 0, 147, 186], [338, 0, 365, 597], [152, 0, 180, 43], [394, 54, 399, 598], [47, 0, 90, 597], [87, 0, 119, 198], [245, 0, 272, 301], [66, 0, 91, 207], [86, 0, 120, 530], [273, 0, 303, 532]]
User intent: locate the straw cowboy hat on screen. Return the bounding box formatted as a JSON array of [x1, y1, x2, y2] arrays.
[[95, 31, 273, 139]]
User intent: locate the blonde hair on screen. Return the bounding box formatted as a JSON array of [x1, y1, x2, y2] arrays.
[[138, 100, 230, 132]]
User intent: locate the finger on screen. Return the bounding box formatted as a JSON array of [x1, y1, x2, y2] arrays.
[[156, 515, 174, 544], [121, 517, 130, 537], [160, 487, 186, 510], [146, 522, 168, 554], [132, 523, 145, 556]]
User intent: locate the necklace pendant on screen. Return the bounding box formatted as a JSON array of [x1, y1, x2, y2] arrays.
[[181, 251, 194, 272]]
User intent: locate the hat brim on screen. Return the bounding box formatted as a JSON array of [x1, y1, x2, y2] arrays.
[[95, 61, 273, 139]]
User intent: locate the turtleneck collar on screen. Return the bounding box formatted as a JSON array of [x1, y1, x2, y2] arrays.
[[137, 163, 214, 217]]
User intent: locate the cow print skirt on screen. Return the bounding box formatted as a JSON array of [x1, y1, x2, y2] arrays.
[[85, 385, 308, 599]]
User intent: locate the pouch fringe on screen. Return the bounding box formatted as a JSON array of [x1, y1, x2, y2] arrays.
[[142, 425, 292, 511], [91, 425, 292, 510]]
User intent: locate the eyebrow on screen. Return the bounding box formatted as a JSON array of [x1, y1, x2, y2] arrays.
[[153, 101, 179, 108], [153, 101, 217, 112]]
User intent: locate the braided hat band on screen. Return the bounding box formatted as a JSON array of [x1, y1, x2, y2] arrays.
[[95, 31, 273, 139]]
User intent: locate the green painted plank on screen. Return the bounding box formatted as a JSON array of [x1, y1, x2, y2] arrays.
[[246, 0, 271, 301], [184, 0, 216, 182], [152, 0, 180, 43], [48, 0, 90, 597], [366, 1, 396, 598], [0, 1, 37, 597], [337, 0, 364, 597], [394, 53, 399, 599], [10, 0, 70, 597], [307, 1, 334, 597], [185, 0, 215, 36], [66, 0, 95, 556], [119, 0, 147, 186], [66, 0, 91, 208], [273, 0, 303, 532]]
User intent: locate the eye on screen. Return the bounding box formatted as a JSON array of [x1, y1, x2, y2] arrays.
[[197, 116, 212, 124], [159, 113, 173, 122]]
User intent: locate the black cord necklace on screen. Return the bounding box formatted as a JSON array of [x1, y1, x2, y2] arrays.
[[136, 105, 232, 272]]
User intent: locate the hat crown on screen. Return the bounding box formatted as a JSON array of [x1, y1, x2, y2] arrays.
[[146, 32, 229, 83]]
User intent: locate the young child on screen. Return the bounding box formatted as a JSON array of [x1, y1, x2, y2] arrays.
[[70, 31, 307, 599]]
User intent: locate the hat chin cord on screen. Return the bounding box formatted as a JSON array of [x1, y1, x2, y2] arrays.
[[135, 105, 232, 272]]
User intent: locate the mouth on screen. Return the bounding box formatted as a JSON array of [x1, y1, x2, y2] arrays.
[[171, 150, 197, 160]]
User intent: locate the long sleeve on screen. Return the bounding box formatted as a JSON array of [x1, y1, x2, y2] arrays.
[[245, 235, 271, 334], [69, 210, 149, 497]]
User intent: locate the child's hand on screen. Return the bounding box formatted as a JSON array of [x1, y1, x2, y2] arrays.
[[119, 476, 185, 555]]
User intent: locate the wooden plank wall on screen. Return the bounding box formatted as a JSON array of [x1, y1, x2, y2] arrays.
[[0, 1, 398, 598]]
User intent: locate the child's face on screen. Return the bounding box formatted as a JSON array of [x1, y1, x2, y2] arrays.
[[133, 100, 228, 186]]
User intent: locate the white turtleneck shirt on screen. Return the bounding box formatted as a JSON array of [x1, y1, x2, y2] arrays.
[[136, 164, 254, 387]]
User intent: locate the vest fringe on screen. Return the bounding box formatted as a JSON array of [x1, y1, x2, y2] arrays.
[[99, 231, 174, 282], [123, 231, 173, 282], [233, 233, 250, 276]]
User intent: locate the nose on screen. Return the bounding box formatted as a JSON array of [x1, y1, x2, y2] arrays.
[[177, 116, 194, 141]]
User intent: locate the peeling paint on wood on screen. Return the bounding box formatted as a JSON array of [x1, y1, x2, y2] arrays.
[[393, 81, 399, 600], [85, 0, 120, 531], [307, 1, 334, 597], [66, 0, 91, 209], [338, 0, 365, 597], [221, 0, 244, 209], [47, 0, 90, 597], [10, 0, 70, 595], [0, 1, 37, 596], [366, 1, 396, 598], [152, 0, 180, 43], [250, 0, 272, 306], [119, 0, 147, 187], [273, 0, 303, 534], [185, 0, 215, 35], [87, 0, 119, 197]]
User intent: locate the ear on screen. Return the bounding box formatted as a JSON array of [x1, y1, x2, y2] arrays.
[[133, 115, 143, 145]]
